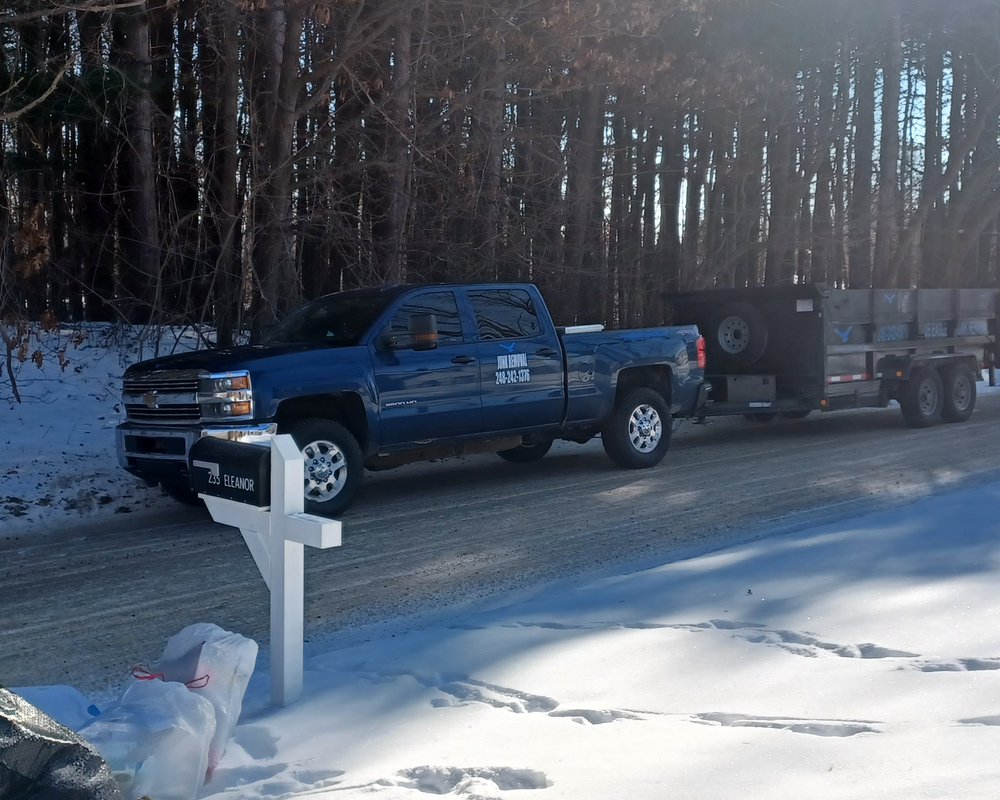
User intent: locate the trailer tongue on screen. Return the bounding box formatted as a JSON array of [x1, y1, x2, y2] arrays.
[[666, 284, 997, 427]]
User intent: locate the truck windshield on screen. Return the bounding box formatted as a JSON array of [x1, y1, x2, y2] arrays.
[[260, 292, 392, 346]]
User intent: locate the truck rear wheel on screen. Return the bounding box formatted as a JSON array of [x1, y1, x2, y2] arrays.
[[602, 388, 671, 469], [941, 363, 976, 423], [284, 418, 364, 516], [899, 367, 943, 428], [497, 440, 553, 463]]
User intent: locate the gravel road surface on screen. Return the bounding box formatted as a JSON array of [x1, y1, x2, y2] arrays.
[[4, 396, 1000, 694]]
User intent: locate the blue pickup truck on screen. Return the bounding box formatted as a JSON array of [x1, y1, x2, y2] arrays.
[[117, 284, 707, 514]]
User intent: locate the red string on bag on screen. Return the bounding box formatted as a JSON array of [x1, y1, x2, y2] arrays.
[[131, 666, 165, 681], [131, 666, 210, 688]]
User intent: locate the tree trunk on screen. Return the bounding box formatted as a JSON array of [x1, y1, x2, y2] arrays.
[[873, 0, 901, 288], [849, 49, 876, 288], [114, 3, 160, 321]]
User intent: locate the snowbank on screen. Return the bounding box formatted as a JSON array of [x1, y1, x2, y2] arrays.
[[1, 323, 206, 531]]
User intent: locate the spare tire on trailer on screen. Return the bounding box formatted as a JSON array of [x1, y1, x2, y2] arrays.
[[707, 302, 769, 370]]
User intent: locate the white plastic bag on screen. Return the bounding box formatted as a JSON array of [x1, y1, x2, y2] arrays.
[[156, 623, 258, 773], [78, 678, 216, 800]]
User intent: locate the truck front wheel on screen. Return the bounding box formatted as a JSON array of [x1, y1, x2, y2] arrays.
[[602, 388, 672, 469], [284, 418, 364, 516], [899, 367, 944, 428]]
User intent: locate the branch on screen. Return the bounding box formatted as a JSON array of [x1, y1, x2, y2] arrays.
[[0, 0, 145, 25], [0, 324, 22, 404], [0, 55, 77, 122]]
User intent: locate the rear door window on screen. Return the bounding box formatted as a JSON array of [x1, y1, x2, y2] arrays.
[[468, 289, 541, 341]]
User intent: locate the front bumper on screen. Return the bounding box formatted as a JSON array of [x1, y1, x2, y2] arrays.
[[116, 422, 277, 485]]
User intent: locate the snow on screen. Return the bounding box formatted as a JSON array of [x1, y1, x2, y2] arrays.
[[208, 480, 998, 799], [22, 477, 1000, 799], [1, 323, 205, 530], [5, 329, 1000, 797]]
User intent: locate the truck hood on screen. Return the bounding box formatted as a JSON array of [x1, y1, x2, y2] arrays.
[[125, 343, 339, 375]]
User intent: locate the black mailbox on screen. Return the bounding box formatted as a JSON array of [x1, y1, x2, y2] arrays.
[[189, 437, 271, 507]]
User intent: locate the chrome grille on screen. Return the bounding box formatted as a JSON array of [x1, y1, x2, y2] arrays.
[[123, 369, 201, 395], [123, 369, 203, 424], [124, 404, 202, 423]]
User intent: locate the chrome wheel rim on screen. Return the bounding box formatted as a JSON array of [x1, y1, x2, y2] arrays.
[[302, 439, 348, 502], [952, 375, 971, 411], [628, 404, 662, 453], [718, 316, 750, 354], [918, 379, 939, 415]]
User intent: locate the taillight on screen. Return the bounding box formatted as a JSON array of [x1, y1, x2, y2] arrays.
[[696, 335, 706, 369]]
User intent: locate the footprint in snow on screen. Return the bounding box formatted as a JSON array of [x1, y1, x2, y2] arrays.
[[398, 766, 551, 795], [691, 712, 879, 738]]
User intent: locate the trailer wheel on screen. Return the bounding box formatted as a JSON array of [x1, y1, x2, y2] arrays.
[[602, 388, 672, 469], [708, 302, 768, 369], [284, 418, 364, 516], [744, 412, 776, 423], [497, 440, 553, 463], [941, 364, 976, 423], [899, 367, 944, 428]]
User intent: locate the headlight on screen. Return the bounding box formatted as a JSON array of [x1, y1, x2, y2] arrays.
[[198, 370, 254, 420]]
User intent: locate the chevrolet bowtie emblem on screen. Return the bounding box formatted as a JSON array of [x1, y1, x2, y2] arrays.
[[142, 392, 159, 408]]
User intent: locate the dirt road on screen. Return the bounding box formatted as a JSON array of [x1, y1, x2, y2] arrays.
[[4, 396, 1000, 694]]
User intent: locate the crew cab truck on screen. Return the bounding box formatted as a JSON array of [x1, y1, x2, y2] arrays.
[[664, 284, 998, 427], [117, 283, 707, 515]]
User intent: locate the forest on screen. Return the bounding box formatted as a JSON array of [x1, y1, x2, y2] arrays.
[[1, 0, 1000, 342]]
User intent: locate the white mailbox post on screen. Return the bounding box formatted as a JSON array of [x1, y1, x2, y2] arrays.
[[197, 434, 341, 707]]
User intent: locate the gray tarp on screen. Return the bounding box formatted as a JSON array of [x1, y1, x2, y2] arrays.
[[0, 686, 120, 800]]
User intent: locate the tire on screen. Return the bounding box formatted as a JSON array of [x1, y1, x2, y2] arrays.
[[941, 363, 976, 423], [284, 418, 364, 516], [161, 482, 203, 506], [744, 412, 776, 423], [707, 302, 768, 369], [780, 410, 811, 420], [601, 388, 672, 469], [497, 440, 553, 463], [899, 366, 944, 428]]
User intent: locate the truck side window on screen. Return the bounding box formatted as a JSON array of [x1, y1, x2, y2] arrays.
[[469, 289, 541, 341], [388, 291, 464, 342]]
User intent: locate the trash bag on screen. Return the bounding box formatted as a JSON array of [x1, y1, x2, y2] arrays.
[[0, 686, 121, 800], [156, 623, 258, 774], [78, 679, 215, 800]]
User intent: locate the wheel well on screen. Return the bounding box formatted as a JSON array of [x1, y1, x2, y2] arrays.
[[274, 393, 369, 449], [615, 365, 672, 405]]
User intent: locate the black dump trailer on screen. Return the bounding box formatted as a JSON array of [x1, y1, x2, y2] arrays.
[[665, 284, 999, 427]]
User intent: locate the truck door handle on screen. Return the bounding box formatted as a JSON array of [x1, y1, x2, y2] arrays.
[[535, 347, 557, 357], [451, 355, 476, 364]]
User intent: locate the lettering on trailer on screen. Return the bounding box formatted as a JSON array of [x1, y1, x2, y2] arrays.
[[496, 351, 531, 385]]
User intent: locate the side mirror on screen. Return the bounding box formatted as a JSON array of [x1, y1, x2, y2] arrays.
[[409, 314, 438, 351], [379, 314, 439, 351]]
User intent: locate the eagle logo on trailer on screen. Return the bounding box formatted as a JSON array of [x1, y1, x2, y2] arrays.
[[835, 326, 853, 344]]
